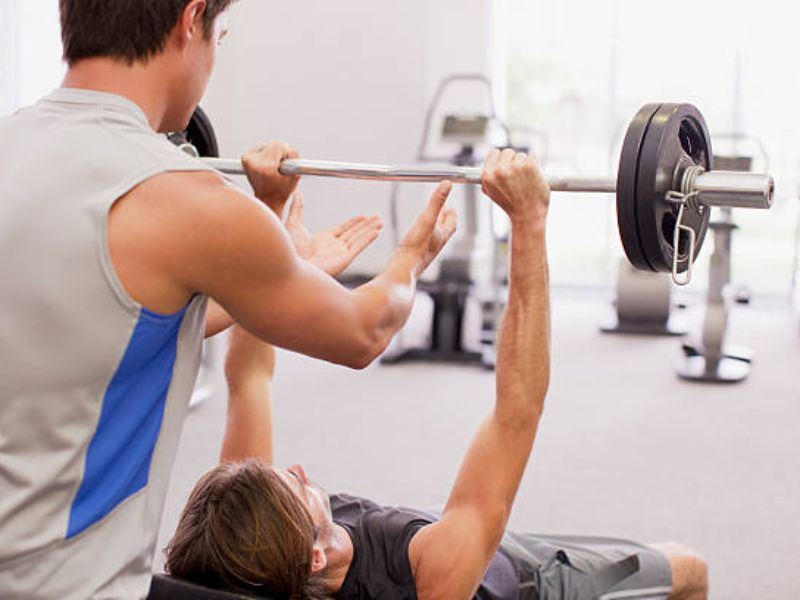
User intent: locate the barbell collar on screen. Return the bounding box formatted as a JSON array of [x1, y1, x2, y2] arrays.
[[200, 157, 773, 209]]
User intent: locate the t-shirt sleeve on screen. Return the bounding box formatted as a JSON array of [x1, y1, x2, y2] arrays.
[[359, 507, 430, 588]]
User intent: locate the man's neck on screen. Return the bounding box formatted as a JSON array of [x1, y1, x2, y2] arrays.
[[323, 523, 355, 592], [62, 57, 172, 132]]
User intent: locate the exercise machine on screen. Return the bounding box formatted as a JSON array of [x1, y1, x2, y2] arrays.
[[601, 260, 687, 336], [382, 75, 513, 367]]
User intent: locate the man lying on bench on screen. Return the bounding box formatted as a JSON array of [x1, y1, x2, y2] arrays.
[[163, 150, 708, 600]]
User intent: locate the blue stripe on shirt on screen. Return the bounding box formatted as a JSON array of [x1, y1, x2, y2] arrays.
[[67, 306, 187, 539]]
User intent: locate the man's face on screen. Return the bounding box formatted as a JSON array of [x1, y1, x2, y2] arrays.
[[275, 464, 334, 543]]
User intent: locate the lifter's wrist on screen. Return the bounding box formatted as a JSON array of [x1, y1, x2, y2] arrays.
[[510, 220, 547, 246], [504, 184, 549, 234], [509, 223, 548, 285], [226, 375, 272, 400]]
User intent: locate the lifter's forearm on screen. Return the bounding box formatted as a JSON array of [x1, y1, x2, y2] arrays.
[[439, 223, 549, 524], [221, 328, 275, 463], [221, 385, 274, 463], [495, 224, 550, 424]]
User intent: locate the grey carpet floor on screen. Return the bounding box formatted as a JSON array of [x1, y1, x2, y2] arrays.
[[155, 292, 800, 599]]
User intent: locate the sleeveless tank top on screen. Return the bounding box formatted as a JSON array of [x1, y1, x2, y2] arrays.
[[0, 88, 216, 599]]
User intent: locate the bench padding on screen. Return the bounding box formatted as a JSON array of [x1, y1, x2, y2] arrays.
[[148, 574, 267, 599]]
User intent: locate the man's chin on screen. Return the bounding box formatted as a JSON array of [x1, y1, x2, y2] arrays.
[[313, 483, 333, 517]]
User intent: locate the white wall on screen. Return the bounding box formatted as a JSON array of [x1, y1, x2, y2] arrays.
[[0, 0, 65, 115], [203, 0, 496, 275], [0, 0, 20, 114], [0, 0, 497, 274]]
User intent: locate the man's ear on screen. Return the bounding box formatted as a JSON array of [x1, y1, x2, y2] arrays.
[[311, 544, 328, 574], [178, 0, 207, 47]]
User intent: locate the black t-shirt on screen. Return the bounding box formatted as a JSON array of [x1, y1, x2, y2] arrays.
[[332, 494, 519, 600]]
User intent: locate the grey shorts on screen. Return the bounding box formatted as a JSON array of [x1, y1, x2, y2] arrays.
[[502, 532, 673, 600]]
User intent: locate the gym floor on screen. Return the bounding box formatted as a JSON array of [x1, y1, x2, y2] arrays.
[[156, 290, 800, 600]]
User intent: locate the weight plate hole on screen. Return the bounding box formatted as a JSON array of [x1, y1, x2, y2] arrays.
[[679, 120, 704, 164], [661, 212, 690, 258]]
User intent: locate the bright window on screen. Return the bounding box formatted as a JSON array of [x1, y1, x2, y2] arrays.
[[496, 0, 800, 296]]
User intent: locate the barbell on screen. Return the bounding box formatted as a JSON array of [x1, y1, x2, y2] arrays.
[[170, 103, 774, 285]]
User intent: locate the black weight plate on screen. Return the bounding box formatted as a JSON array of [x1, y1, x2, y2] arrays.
[[168, 106, 220, 158], [617, 103, 663, 271], [635, 104, 711, 273]]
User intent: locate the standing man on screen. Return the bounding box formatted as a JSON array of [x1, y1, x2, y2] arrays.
[[0, 1, 456, 598]]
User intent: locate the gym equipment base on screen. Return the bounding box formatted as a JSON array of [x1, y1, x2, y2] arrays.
[[678, 343, 753, 383], [677, 355, 751, 383], [380, 280, 497, 370], [600, 314, 687, 336], [381, 347, 494, 368]]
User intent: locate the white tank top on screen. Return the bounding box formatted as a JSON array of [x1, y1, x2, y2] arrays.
[[0, 88, 217, 599]]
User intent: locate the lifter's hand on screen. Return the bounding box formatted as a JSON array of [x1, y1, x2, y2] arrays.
[[242, 142, 301, 218], [396, 181, 457, 277], [482, 148, 550, 231]]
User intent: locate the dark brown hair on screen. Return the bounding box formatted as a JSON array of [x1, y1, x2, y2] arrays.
[[165, 460, 331, 599], [59, 0, 237, 66]]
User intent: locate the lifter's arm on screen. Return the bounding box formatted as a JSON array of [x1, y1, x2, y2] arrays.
[[408, 150, 551, 599], [217, 199, 386, 457], [109, 170, 455, 369], [220, 326, 276, 463]]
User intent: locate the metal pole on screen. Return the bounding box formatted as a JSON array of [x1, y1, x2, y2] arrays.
[[203, 157, 619, 193], [202, 157, 774, 209]]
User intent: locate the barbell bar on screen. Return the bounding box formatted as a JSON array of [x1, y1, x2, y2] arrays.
[[200, 156, 772, 211], [172, 103, 775, 285]]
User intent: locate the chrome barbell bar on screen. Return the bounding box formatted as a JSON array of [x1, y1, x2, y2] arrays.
[[200, 156, 774, 211]]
